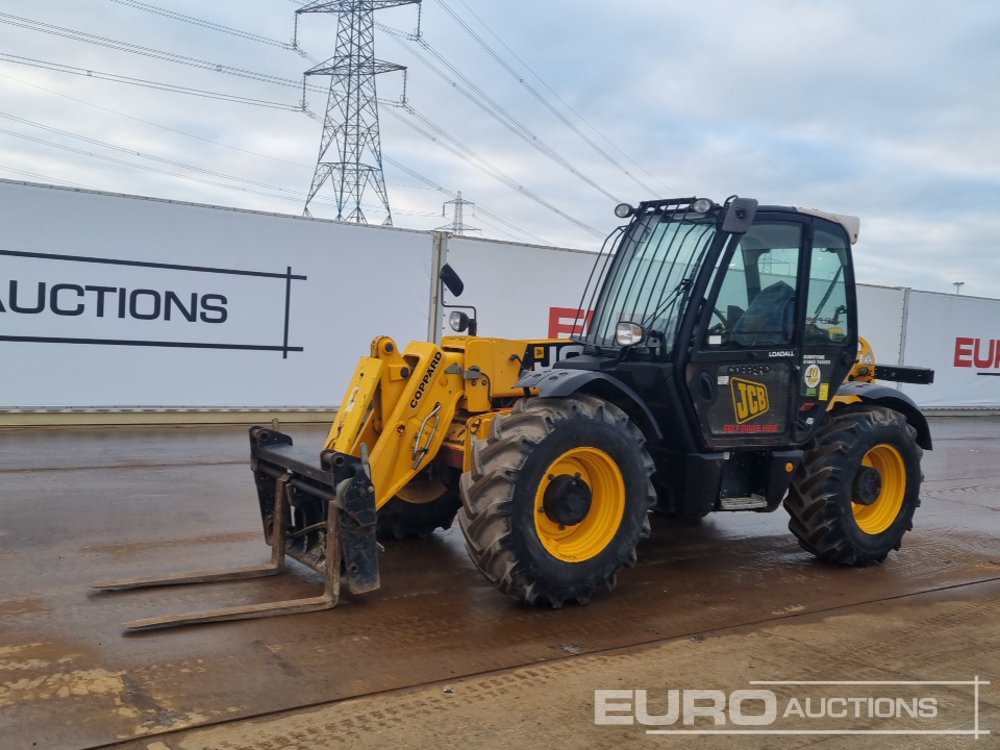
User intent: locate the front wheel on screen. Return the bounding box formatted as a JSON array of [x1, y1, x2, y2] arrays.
[[458, 394, 655, 608], [376, 469, 461, 540], [784, 404, 923, 565], [376, 494, 461, 540]]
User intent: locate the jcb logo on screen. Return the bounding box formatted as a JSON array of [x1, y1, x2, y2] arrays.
[[731, 377, 769, 424]]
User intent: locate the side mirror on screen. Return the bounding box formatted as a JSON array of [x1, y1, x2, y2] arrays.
[[439, 263, 478, 337], [440, 264, 464, 297], [722, 197, 758, 234]]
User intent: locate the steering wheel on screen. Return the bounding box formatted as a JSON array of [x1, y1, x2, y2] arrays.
[[707, 307, 728, 337]]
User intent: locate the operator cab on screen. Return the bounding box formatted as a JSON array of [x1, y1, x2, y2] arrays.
[[568, 197, 860, 452], [690, 203, 858, 449]]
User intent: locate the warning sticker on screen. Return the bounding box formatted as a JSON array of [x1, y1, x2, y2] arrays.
[[819, 383, 830, 401], [804, 364, 822, 389], [803, 354, 831, 365]]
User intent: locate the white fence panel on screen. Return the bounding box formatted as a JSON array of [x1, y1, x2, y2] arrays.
[[0, 181, 432, 408], [900, 290, 1000, 407], [445, 236, 596, 339], [856, 284, 906, 365], [3, 180, 999, 412]]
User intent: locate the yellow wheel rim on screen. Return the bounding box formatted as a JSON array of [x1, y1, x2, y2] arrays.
[[852, 443, 906, 534], [533, 447, 626, 562], [396, 475, 448, 504]]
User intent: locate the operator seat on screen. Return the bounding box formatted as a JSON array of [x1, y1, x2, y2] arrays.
[[732, 280, 795, 347]]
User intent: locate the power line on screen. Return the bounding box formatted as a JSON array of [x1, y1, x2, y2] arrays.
[[0, 69, 459, 200], [377, 22, 623, 205], [0, 120, 442, 219], [2, 7, 567, 232], [0, 72, 310, 169], [111, 0, 324, 65], [385, 104, 603, 237], [382, 155, 549, 244], [1, 6, 595, 238], [0, 163, 89, 188], [448, 0, 672, 196], [107, 0, 295, 50], [0, 68, 543, 243], [0, 11, 318, 92], [0, 110, 304, 194], [90, 2, 600, 236], [0, 52, 305, 110], [397, 104, 603, 237], [288, 0, 605, 235], [432, 0, 675, 197], [0, 123, 308, 200]]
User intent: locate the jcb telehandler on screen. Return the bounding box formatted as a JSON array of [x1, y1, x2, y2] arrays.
[[94, 196, 934, 631]]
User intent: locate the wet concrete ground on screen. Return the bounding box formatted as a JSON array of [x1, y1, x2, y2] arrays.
[[1, 418, 998, 749]]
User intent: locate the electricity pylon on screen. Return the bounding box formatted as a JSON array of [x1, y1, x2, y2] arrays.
[[297, 0, 419, 225], [437, 191, 480, 235]]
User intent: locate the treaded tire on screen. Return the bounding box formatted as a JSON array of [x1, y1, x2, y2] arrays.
[[458, 394, 655, 608], [784, 404, 923, 566], [376, 493, 461, 540]]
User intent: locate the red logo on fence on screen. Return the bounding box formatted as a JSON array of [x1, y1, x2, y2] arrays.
[[954, 337, 1000, 369], [548, 307, 593, 338]]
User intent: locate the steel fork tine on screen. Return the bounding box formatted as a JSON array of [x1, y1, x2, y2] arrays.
[[90, 477, 343, 632], [90, 474, 292, 592]]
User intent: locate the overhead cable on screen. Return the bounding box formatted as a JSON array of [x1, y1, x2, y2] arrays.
[[385, 105, 604, 238], [378, 22, 622, 204], [433, 0, 674, 196], [0, 52, 305, 110]]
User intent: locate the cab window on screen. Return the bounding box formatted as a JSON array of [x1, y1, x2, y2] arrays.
[[805, 228, 851, 345], [709, 223, 803, 347]]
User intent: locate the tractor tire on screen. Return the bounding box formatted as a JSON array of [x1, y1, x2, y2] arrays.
[[458, 394, 655, 608], [784, 404, 922, 566], [376, 494, 461, 540]]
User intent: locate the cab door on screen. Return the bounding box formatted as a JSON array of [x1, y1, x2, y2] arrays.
[[793, 222, 858, 441], [685, 220, 807, 449]]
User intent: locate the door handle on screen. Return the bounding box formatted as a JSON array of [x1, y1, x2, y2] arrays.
[[698, 371, 715, 402]]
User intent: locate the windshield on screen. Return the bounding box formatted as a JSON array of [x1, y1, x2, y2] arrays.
[[578, 209, 718, 351]]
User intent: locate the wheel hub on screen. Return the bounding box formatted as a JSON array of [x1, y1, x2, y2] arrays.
[[853, 465, 882, 506], [542, 474, 593, 526]]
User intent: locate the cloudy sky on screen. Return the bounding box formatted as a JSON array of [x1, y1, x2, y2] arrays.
[[0, 0, 997, 295]]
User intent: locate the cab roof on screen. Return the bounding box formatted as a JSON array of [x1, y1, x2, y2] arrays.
[[788, 206, 861, 245], [751, 205, 860, 245]]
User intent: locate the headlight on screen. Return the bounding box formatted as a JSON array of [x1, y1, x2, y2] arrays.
[[616, 321, 645, 346], [614, 203, 634, 219], [449, 310, 470, 333], [692, 198, 714, 214]]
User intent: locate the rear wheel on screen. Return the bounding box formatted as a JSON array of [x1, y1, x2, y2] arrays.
[[784, 404, 922, 565], [376, 471, 461, 540], [458, 394, 655, 607]]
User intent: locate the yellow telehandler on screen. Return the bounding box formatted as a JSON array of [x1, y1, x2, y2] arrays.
[[94, 196, 934, 631]]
